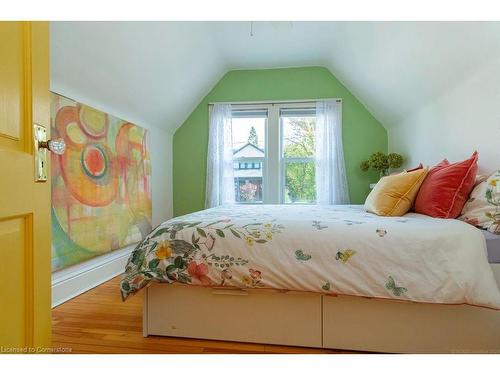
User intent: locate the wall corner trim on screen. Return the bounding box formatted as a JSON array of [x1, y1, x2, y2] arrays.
[[51, 245, 134, 307]]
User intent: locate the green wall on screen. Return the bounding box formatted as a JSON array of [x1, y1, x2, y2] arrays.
[[173, 67, 387, 216]]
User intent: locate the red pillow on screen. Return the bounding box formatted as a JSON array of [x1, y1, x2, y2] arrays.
[[414, 152, 478, 218]]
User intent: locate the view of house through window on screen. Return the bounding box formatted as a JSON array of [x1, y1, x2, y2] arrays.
[[231, 112, 266, 203], [228, 104, 317, 204]]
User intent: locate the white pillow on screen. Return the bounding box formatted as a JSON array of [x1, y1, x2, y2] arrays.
[[459, 169, 500, 235]]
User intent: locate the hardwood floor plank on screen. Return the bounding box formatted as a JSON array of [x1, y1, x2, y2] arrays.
[[52, 276, 358, 354]]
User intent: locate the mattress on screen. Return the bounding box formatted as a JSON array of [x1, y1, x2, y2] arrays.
[[121, 204, 500, 309], [483, 230, 500, 263]]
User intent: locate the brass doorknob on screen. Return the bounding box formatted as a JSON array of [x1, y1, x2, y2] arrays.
[[39, 138, 66, 155]]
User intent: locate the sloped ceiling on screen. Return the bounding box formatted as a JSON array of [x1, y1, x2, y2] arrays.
[[51, 21, 500, 132]]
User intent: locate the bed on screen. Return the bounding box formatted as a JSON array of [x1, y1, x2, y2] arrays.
[[484, 229, 500, 264], [121, 205, 500, 353]]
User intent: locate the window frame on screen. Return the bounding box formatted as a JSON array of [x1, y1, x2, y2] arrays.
[[209, 99, 341, 205], [230, 104, 270, 204], [277, 103, 317, 204]]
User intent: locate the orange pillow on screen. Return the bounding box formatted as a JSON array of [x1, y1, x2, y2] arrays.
[[414, 152, 479, 218]]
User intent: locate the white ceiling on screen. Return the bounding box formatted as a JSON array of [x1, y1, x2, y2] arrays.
[[51, 21, 500, 132]]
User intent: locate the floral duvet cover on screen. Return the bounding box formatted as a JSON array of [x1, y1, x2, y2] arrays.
[[121, 204, 500, 309]]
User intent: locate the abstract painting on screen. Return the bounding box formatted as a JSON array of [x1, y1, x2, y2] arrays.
[[51, 93, 152, 271]]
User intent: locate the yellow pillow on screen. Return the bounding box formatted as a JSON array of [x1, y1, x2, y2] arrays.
[[364, 168, 429, 216]]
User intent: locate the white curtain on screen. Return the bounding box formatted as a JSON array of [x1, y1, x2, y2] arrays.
[[205, 104, 235, 208], [315, 100, 350, 205]]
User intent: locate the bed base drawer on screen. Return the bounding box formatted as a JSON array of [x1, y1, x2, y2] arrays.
[[145, 283, 322, 348], [144, 283, 500, 353], [323, 295, 500, 353]]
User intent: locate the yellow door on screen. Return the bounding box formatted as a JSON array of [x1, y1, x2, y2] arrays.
[[0, 22, 51, 350]]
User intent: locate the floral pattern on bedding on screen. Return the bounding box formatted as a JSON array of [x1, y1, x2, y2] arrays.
[[121, 204, 500, 309], [121, 218, 282, 297], [460, 170, 500, 234]]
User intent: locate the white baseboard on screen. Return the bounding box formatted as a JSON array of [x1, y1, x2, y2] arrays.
[[51, 245, 135, 307]]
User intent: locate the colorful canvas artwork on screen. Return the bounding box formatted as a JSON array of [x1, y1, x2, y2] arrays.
[[51, 93, 152, 271]]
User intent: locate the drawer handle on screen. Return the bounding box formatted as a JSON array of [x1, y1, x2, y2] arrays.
[[212, 288, 249, 296]]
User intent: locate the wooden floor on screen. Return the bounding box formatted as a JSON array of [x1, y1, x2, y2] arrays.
[[52, 276, 357, 354]]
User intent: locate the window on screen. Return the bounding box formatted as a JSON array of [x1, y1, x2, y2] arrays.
[[280, 108, 316, 204], [210, 101, 332, 205], [231, 108, 267, 203]]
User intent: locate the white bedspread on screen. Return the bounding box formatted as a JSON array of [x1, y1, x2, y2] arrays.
[[121, 204, 500, 309]]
